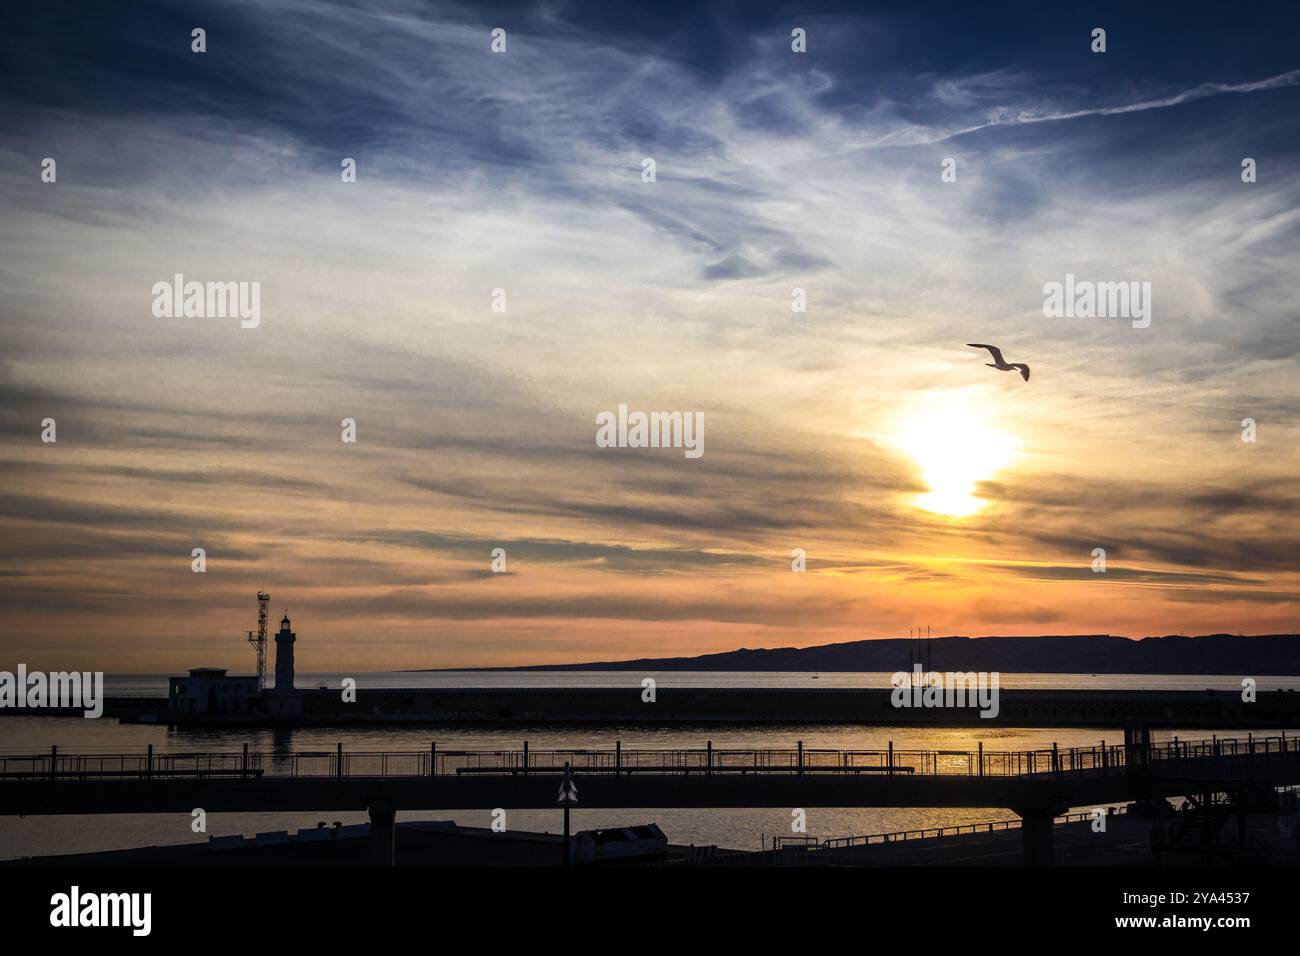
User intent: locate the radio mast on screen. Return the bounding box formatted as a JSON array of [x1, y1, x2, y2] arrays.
[[247, 591, 270, 690]]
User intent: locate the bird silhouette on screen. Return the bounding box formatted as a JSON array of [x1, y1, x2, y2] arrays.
[[967, 343, 1029, 381]]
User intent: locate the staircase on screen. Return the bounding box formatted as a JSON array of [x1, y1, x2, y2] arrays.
[[1153, 780, 1282, 865]]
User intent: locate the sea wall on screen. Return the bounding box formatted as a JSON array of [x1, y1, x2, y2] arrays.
[[89, 686, 1300, 727]]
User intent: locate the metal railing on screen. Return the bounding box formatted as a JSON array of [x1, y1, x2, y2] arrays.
[[812, 806, 1132, 850], [2, 733, 1296, 782]]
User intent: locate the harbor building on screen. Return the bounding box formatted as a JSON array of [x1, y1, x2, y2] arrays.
[[168, 668, 260, 717]]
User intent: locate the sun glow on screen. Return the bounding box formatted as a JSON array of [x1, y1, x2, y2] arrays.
[[895, 400, 1019, 518]]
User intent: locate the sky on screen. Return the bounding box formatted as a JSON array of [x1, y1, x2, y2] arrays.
[[1, 0, 1297, 672]]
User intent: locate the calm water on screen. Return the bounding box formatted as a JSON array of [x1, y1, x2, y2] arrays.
[[0, 688, 1244, 860]]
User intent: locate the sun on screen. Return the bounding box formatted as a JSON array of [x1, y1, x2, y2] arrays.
[[894, 399, 1019, 518]]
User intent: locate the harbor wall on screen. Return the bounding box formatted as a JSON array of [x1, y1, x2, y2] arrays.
[[67, 686, 1300, 727]]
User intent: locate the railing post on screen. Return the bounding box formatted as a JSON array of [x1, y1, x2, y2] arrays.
[[242, 743, 248, 778], [337, 742, 343, 778], [523, 740, 529, 776], [978, 741, 984, 778], [50, 745, 57, 781], [888, 740, 894, 776], [146, 744, 153, 781], [1052, 741, 1059, 778], [1101, 740, 1107, 774], [797, 740, 804, 776], [430, 741, 436, 776], [707, 739, 713, 776], [616, 739, 622, 777]]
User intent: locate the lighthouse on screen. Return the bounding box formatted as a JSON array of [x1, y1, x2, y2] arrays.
[[273, 612, 296, 693]]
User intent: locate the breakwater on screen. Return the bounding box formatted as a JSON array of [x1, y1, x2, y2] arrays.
[[63, 686, 1300, 728]]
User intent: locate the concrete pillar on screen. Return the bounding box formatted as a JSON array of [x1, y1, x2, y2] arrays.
[[563, 805, 571, 867], [1018, 808, 1055, 866], [368, 799, 396, 867]]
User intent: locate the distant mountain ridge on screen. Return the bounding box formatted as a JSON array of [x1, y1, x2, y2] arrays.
[[446, 634, 1300, 675]]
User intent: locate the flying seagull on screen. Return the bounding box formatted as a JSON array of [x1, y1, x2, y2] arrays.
[[967, 343, 1030, 381]]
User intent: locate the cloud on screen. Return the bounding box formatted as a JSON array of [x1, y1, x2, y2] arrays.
[[1, 0, 1298, 667]]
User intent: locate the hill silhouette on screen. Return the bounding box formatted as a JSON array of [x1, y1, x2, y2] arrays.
[[451, 634, 1300, 675]]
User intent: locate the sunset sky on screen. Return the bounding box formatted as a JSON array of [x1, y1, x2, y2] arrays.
[[2, 1, 1297, 672]]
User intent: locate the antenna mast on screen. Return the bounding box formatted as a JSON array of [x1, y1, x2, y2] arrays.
[[247, 591, 270, 690]]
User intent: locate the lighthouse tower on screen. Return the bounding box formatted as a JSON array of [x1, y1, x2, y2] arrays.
[[274, 612, 296, 693]]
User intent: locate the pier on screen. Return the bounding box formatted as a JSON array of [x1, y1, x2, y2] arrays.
[[4, 733, 1300, 865]]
